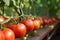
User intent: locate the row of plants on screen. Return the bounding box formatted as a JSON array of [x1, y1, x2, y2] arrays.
[[0, 0, 60, 40], [0, 15, 60, 40]]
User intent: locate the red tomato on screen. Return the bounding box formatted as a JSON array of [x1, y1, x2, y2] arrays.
[[0, 30, 5, 40], [0, 16, 5, 22], [8, 23, 26, 38], [21, 19, 34, 32], [33, 20, 41, 30], [2, 24, 5, 27], [3, 28, 15, 40], [48, 18, 53, 24], [43, 17, 49, 25], [38, 17, 43, 25]]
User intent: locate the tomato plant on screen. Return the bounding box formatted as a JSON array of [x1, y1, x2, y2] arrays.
[[21, 19, 34, 32], [0, 0, 60, 39], [8, 23, 27, 38]]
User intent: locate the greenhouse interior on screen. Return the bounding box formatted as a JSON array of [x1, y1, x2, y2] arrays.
[[0, 0, 60, 40]]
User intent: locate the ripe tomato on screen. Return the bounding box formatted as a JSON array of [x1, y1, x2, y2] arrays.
[[8, 23, 27, 38], [2, 24, 5, 27], [38, 17, 43, 25], [0, 16, 5, 22], [21, 19, 34, 32], [16, 23, 27, 38], [43, 17, 49, 25], [51, 17, 56, 22], [48, 18, 53, 24], [33, 20, 41, 30], [3, 28, 15, 40], [0, 30, 5, 40]]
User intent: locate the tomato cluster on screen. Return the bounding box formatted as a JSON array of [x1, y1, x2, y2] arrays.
[[0, 16, 15, 40], [0, 15, 60, 40]]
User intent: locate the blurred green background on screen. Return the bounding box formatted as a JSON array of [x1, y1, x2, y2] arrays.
[[0, 0, 60, 17]]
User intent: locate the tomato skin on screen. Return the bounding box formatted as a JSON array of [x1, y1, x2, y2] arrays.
[[3, 28, 15, 40], [2, 24, 5, 27], [38, 17, 43, 25], [21, 19, 34, 32], [33, 20, 41, 30], [48, 18, 52, 24], [0, 16, 5, 22], [16, 23, 26, 38], [0, 30, 5, 40], [43, 18, 49, 25], [8, 23, 27, 38]]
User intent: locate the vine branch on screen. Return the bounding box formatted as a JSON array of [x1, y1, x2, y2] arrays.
[[14, 5, 22, 16]]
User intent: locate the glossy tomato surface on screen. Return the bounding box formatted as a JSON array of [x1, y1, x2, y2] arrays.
[[0, 30, 5, 40], [38, 17, 43, 25], [3, 28, 15, 40], [33, 20, 41, 30], [0, 16, 5, 22], [43, 17, 49, 25], [8, 23, 26, 38], [16, 23, 27, 38], [21, 19, 34, 32]]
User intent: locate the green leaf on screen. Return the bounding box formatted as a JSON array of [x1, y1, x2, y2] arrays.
[[24, 2, 30, 8], [3, 0, 10, 6], [36, 0, 41, 4], [11, 0, 16, 6], [56, 0, 59, 3]]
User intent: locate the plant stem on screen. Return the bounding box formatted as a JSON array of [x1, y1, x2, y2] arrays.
[[0, 17, 12, 24], [2, 6, 4, 15], [14, 6, 22, 16], [0, 24, 1, 29]]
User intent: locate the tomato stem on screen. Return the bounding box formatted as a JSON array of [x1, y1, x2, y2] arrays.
[[12, 18, 18, 24], [1, 14, 35, 24], [0, 17, 12, 25], [0, 24, 3, 29]]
